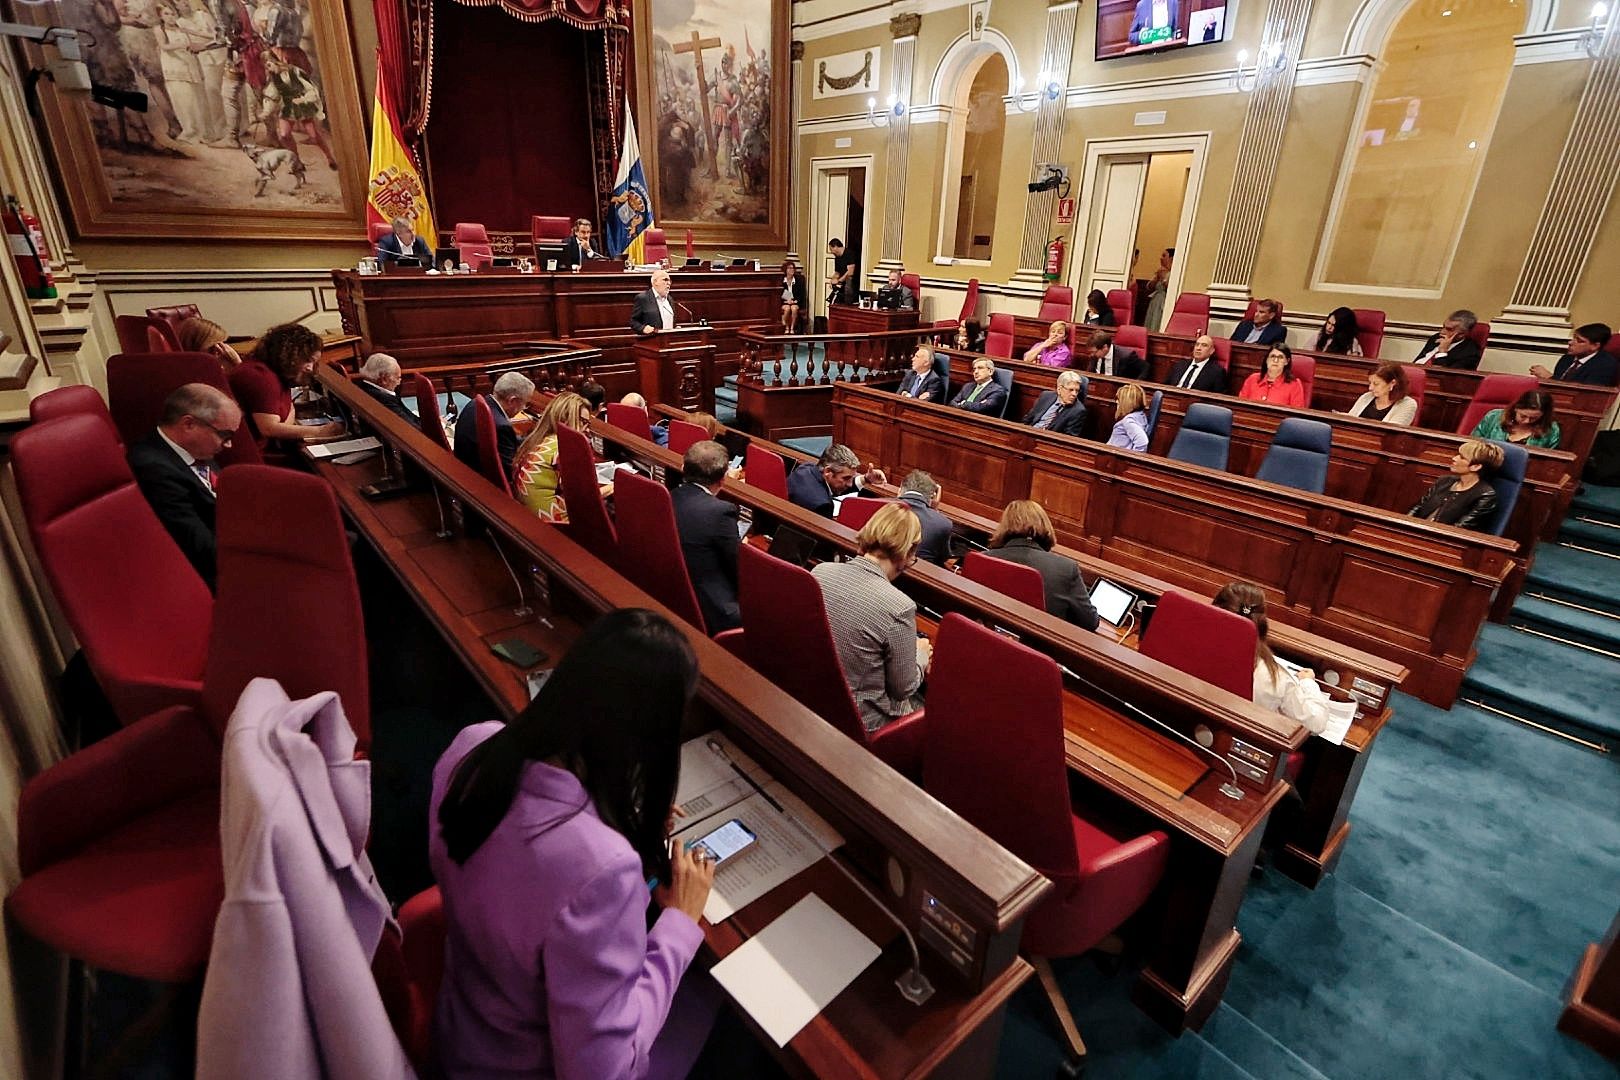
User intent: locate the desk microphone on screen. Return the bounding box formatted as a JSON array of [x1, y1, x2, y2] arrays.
[[703, 737, 936, 1005], [676, 300, 708, 328], [1054, 664, 1245, 800]]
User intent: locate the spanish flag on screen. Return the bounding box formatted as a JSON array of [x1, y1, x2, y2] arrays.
[[366, 52, 435, 244]]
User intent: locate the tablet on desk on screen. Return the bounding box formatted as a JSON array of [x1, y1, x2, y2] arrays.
[[1090, 578, 1137, 627], [768, 524, 818, 567]]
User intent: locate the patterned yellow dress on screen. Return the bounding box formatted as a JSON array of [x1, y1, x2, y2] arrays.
[[513, 436, 567, 521]]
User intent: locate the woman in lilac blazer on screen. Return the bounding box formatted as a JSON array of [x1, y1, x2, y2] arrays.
[[429, 610, 716, 1079]]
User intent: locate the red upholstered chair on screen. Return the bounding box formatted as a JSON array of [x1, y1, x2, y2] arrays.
[[984, 312, 1016, 358], [106, 351, 261, 466], [611, 469, 708, 633], [1164, 292, 1210, 337], [377, 885, 447, 1070], [901, 272, 922, 299], [666, 419, 707, 456], [410, 373, 452, 452], [923, 613, 1170, 1070], [1403, 365, 1427, 417], [114, 314, 174, 354], [1115, 324, 1148, 353], [736, 544, 925, 774], [934, 278, 980, 335], [29, 384, 118, 441], [531, 214, 573, 260], [744, 443, 788, 499], [834, 496, 901, 531], [1211, 336, 1233, 371], [12, 414, 210, 727], [1604, 332, 1620, 359], [961, 551, 1046, 610], [555, 423, 620, 565], [1350, 308, 1386, 358], [1038, 284, 1075, 322], [1456, 373, 1539, 435], [472, 395, 514, 497], [1106, 289, 1134, 328], [370, 221, 392, 246], [1139, 590, 1255, 699], [1468, 320, 1491, 356], [642, 228, 670, 265], [453, 222, 494, 270], [7, 465, 368, 989], [145, 305, 198, 347], [605, 402, 654, 442], [1290, 355, 1317, 406]]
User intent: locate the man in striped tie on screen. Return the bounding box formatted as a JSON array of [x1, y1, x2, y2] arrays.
[[128, 383, 241, 590]]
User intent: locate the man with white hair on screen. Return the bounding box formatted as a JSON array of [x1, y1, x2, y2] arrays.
[[356, 352, 415, 422], [630, 269, 678, 334], [377, 216, 432, 266], [454, 370, 534, 478]]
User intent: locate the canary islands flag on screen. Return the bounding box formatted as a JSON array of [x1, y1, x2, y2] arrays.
[[366, 51, 435, 245], [607, 100, 653, 263]]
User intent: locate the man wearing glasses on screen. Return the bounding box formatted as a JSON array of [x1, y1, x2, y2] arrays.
[[128, 383, 242, 590]]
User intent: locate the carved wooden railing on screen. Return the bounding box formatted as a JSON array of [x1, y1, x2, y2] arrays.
[[735, 325, 945, 388], [325, 340, 603, 424]]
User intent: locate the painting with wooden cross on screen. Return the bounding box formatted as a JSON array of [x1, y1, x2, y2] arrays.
[[634, 0, 789, 248]]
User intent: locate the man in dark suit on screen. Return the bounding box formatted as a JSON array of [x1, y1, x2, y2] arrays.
[[563, 218, 606, 269], [1166, 335, 1228, 392], [950, 357, 1008, 415], [786, 443, 886, 517], [672, 440, 742, 632], [356, 352, 416, 422], [1412, 309, 1482, 369], [1531, 323, 1618, 386], [1230, 299, 1287, 346], [1129, 0, 1181, 43], [376, 216, 432, 266], [1022, 370, 1088, 436], [127, 383, 241, 590], [875, 269, 916, 311], [897, 471, 954, 565], [1085, 328, 1147, 379], [453, 370, 533, 478], [896, 344, 944, 402], [630, 268, 677, 334]]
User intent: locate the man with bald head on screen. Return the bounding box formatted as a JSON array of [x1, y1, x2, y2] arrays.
[[127, 382, 243, 589], [630, 268, 678, 334], [1166, 334, 1228, 393], [618, 392, 669, 446]]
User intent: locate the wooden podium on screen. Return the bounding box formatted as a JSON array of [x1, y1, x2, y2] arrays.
[[634, 326, 716, 412]]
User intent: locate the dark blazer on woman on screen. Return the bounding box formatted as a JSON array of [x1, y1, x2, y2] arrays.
[[781, 273, 809, 308], [987, 537, 1099, 630], [1409, 476, 1498, 531]]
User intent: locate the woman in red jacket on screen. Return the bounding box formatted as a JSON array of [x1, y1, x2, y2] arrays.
[[1239, 343, 1308, 408]]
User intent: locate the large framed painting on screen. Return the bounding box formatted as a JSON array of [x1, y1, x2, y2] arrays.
[[20, 0, 369, 240], [633, 0, 789, 249]]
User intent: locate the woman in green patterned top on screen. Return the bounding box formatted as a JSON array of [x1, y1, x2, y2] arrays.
[[1469, 390, 1560, 449]]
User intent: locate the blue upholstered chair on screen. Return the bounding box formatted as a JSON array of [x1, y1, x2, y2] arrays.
[[1481, 441, 1528, 538], [1256, 418, 1333, 494], [1166, 403, 1233, 471], [1144, 390, 1164, 441], [992, 367, 1015, 418]]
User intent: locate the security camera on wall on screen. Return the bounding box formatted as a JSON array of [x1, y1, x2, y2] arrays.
[[1028, 164, 1070, 196]]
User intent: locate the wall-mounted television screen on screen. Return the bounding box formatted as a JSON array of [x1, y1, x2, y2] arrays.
[[1096, 0, 1229, 60]]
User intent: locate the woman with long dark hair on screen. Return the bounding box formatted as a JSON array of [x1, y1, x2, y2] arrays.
[[1470, 390, 1560, 448], [228, 322, 347, 450], [429, 609, 715, 1079], [1314, 307, 1362, 356]]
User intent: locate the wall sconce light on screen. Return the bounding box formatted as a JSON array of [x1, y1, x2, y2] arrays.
[[866, 94, 907, 127], [1232, 40, 1289, 92], [1015, 70, 1064, 113], [1584, 2, 1611, 57]]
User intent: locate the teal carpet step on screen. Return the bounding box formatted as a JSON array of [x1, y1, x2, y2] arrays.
[[1459, 622, 1620, 743], [1510, 594, 1620, 657], [1570, 482, 1620, 524], [1522, 543, 1620, 616], [715, 403, 737, 426], [1560, 516, 1620, 555], [781, 436, 832, 457]]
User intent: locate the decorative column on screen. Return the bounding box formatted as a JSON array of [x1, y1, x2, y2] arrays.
[[790, 39, 804, 261], [1206, 0, 1313, 309], [1014, 0, 1081, 280], [878, 12, 921, 268], [1498, 25, 1620, 340]]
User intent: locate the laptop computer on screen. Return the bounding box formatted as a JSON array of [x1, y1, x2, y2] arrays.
[[433, 246, 461, 271]]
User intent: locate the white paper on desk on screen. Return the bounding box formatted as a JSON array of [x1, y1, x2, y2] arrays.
[[1315, 697, 1358, 748], [710, 893, 880, 1047], [674, 733, 769, 822], [674, 787, 843, 923], [307, 436, 381, 459]]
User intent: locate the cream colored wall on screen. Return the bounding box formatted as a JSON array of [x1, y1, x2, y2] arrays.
[[1132, 152, 1193, 282]]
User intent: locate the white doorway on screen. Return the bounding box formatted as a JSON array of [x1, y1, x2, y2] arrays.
[[808, 156, 872, 322], [1070, 136, 1207, 329]]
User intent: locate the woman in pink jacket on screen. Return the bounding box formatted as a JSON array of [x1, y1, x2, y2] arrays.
[[429, 609, 716, 1079]]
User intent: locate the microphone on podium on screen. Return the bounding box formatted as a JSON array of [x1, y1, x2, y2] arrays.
[[676, 301, 708, 328]]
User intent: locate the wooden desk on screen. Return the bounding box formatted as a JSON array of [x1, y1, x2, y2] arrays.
[[832, 381, 1515, 708], [732, 326, 933, 441], [316, 369, 1047, 1077], [1561, 905, 1620, 1060], [634, 327, 715, 413]]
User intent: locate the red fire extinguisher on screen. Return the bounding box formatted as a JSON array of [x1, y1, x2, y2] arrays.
[[4, 196, 57, 300], [1043, 237, 1065, 283]]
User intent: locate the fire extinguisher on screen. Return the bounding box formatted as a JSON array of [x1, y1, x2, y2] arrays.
[[1043, 237, 1065, 283], [4, 196, 57, 300]]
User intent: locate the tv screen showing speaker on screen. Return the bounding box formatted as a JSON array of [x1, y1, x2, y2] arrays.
[[1096, 0, 1228, 60]]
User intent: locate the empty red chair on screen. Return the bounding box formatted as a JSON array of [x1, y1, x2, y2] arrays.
[[834, 496, 901, 531], [1468, 320, 1491, 356], [1350, 308, 1386, 358], [531, 214, 573, 260], [114, 314, 174, 354], [1457, 373, 1539, 435], [12, 413, 210, 726], [555, 423, 619, 565], [1403, 365, 1427, 418], [1291, 355, 1317, 406], [744, 443, 788, 499], [453, 222, 494, 270], [924, 613, 1169, 1071], [612, 469, 708, 632], [736, 544, 925, 774], [666, 419, 708, 456], [642, 228, 670, 265], [984, 312, 1016, 358], [1115, 324, 1148, 353], [604, 401, 654, 441], [106, 351, 260, 466], [1038, 284, 1074, 322], [29, 384, 118, 440], [1163, 292, 1210, 337], [472, 395, 514, 497], [1139, 590, 1255, 699], [1106, 288, 1133, 327], [410, 372, 452, 452], [934, 278, 980, 335], [7, 465, 368, 989], [961, 550, 1046, 610], [1211, 336, 1233, 370]]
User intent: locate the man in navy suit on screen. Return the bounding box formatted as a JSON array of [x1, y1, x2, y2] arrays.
[[786, 443, 886, 517], [1022, 370, 1088, 437], [1129, 0, 1181, 44], [671, 440, 742, 632], [896, 344, 944, 403], [563, 218, 606, 269], [1531, 323, 1618, 386], [1166, 335, 1229, 393], [950, 357, 1008, 415], [376, 216, 432, 266], [896, 471, 955, 565], [356, 352, 416, 422], [1230, 299, 1287, 346], [127, 383, 241, 590], [453, 371, 533, 479]]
